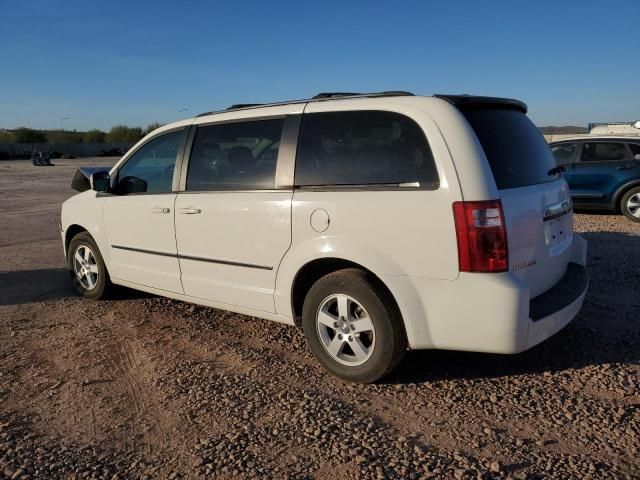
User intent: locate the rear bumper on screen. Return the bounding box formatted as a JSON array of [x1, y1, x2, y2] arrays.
[[384, 234, 589, 353], [521, 262, 588, 352]]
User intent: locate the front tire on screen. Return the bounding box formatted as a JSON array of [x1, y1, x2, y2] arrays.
[[301, 268, 406, 383], [621, 187, 640, 222], [67, 232, 112, 299]]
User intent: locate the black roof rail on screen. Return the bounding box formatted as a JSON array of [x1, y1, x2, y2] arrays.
[[196, 90, 416, 117], [434, 94, 527, 113], [226, 103, 264, 110], [313, 91, 414, 100], [312, 92, 362, 99]]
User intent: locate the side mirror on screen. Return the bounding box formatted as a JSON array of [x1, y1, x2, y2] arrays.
[[635, 153, 640, 161], [91, 170, 111, 192]]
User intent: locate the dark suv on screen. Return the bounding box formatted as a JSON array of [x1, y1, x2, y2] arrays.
[[550, 137, 640, 222]]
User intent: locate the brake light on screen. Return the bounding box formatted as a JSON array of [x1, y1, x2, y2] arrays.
[[453, 200, 508, 272]]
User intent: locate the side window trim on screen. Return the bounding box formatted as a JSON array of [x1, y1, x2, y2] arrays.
[[624, 142, 635, 162], [109, 126, 190, 194], [274, 115, 301, 189], [178, 126, 198, 191]]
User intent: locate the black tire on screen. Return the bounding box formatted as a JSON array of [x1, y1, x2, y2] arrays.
[[301, 268, 406, 383], [620, 186, 640, 222], [67, 232, 112, 299]]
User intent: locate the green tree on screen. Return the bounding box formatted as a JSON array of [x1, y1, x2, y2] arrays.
[[106, 125, 143, 143], [83, 129, 106, 143], [45, 130, 84, 143], [144, 122, 164, 135], [13, 127, 46, 143], [0, 130, 15, 143]]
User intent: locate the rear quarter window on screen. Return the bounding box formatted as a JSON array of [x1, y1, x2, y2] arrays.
[[462, 109, 557, 190], [295, 110, 439, 188]]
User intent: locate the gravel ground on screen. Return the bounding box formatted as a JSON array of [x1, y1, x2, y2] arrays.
[[0, 159, 638, 479]]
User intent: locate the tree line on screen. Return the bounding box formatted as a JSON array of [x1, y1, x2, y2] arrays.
[[0, 123, 164, 144]]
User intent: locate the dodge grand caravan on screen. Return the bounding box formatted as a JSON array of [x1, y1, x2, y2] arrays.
[[61, 92, 588, 383]]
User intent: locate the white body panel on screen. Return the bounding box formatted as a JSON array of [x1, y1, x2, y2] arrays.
[[499, 180, 573, 298], [60, 94, 588, 357], [174, 191, 292, 312], [103, 194, 182, 293]]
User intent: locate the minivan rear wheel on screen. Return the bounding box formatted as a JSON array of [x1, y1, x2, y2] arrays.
[[621, 187, 640, 222], [301, 268, 406, 383]]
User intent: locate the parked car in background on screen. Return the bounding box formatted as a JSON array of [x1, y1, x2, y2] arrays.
[[550, 137, 640, 222], [61, 92, 588, 383]]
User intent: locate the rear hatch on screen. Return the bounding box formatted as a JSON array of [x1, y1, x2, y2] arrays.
[[462, 106, 573, 298]]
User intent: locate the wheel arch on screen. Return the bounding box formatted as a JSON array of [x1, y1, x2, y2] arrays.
[[612, 180, 640, 211], [289, 257, 407, 342], [65, 224, 89, 257]]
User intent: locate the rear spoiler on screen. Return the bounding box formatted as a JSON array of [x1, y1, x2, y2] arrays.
[[71, 167, 111, 192], [435, 94, 527, 114]]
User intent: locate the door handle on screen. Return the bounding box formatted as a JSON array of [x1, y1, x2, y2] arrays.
[[617, 165, 634, 170], [179, 207, 201, 214], [151, 207, 170, 214]]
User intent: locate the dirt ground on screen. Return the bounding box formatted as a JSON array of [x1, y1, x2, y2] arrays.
[[0, 158, 638, 479]]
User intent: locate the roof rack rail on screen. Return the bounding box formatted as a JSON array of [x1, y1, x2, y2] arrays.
[[312, 92, 362, 99], [226, 103, 264, 110], [312, 91, 414, 99], [196, 90, 416, 117]]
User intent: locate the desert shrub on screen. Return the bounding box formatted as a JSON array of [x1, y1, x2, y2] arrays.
[[0, 131, 14, 142], [83, 129, 106, 143], [46, 130, 84, 143], [13, 128, 46, 143], [106, 125, 143, 143]]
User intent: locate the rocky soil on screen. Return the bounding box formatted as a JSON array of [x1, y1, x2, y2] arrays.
[[0, 159, 638, 479]]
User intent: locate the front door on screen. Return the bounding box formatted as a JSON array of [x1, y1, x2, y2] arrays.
[[103, 129, 187, 293], [174, 117, 292, 313]]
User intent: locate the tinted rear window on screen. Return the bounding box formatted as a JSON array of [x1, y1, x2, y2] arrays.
[[462, 109, 557, 189], [295, 111, 439, 188]]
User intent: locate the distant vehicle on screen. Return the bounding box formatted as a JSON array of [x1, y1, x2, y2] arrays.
[[100, 147, 126, 157], [550, 137, 640, 222], [588, 121, 640, 136], [31, 150, 54, 166], [61, 92, 588, 383]]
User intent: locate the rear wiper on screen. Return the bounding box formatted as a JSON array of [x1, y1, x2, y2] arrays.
[[547, 165, 565, 176]]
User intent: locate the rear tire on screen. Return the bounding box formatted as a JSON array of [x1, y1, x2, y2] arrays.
[[620, 187, 640, 222], [67, 232, 112, 299], [301, 268, 406, 383]]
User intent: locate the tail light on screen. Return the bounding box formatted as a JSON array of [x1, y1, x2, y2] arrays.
[[453, 200, 508, 273]]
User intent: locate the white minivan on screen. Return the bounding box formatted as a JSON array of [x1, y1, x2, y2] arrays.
[[61, 92, 588, 383]]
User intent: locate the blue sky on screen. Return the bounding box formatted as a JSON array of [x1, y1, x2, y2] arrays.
[[1, 0, 638, 131]]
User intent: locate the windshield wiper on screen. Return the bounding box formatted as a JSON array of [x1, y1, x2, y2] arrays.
[[547, 165, 565, 176]]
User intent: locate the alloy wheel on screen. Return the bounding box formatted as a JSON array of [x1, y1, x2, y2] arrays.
[[316, 294, 376, 366], [73, 245, 99, 290], [626, 193, 640, 218]]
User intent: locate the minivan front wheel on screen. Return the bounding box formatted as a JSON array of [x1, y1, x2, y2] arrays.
[[302, 268, 406, 383], [67, 232, 112, 299], [621, 187, 640, 222]]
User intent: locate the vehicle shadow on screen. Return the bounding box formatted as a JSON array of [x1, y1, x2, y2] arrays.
[[385, 230, 640, 384], [0, 268, 76, 306], [0, 268, 152, 306]]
